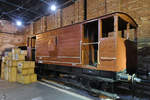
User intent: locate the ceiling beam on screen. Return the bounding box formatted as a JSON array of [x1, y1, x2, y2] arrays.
[[0, 0, 40, 16], [26, 0, 77, 24], [40, 0, 49, 6]]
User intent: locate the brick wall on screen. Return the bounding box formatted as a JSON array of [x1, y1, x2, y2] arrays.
[[0, 20, 23, 34], [23, 23, 34, 45], [33, 17, 46, 34], [62, 4, 75, 26], [47, 10, 61, 31], [32, 0, 84, 33], [0, 20, 25, 55], [0, 33, 25, 55]]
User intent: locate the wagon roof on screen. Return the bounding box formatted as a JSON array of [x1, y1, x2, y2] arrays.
[[85, 12, 138, 28], [108, 12, 138, 27], [36, 12, 138, 35]]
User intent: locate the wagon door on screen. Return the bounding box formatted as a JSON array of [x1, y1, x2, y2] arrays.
[[98, 17, 117, 71], [82, 20, 99, 67], [48, 36, 57, 57]]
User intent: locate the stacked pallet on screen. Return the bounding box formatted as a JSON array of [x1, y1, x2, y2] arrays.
[[1, 48, 37, 84], [17, 61, 37, 84]]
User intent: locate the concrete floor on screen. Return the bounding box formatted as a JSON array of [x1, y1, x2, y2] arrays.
[[1, 79, 149, 100], [0, 80, 94, 100]]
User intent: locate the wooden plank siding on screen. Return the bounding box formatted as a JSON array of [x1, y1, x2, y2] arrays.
[[36, 24, 81, 64]]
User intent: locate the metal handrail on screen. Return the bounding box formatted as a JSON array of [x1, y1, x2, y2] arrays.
[[81, 42, 99, 45]]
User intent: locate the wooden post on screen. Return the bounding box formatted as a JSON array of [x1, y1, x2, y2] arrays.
[[81, 24, 83, 64], [127, 23, 130, 39], [134, 28, 137, 42], [99, 19, 102, 38], [121, 30, 125, 38], [98, 19, 102, 65], [114, 15, 118, 38], [114, 15, 118, 67]]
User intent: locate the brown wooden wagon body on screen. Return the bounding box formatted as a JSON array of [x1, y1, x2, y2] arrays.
[[35, 12, 138, 74]]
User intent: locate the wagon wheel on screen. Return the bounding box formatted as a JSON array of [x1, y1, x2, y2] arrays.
[[131, 81, 135, 99], [81, 78, 91, 89]]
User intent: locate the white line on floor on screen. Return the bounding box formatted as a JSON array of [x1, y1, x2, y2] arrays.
[[38, 81, 93, 100], [42, 79, 71, 90], [32, 97, 43, 100]]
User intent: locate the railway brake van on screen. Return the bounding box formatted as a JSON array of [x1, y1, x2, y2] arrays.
[[35, 12, 139, 98]]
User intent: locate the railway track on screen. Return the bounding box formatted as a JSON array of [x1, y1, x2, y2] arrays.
[[39, 75, 119, 99], [38, 74, 150, 100]]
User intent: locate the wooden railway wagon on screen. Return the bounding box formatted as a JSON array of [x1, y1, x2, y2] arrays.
[[35, 12, 137, 75], [30, 12, 140, 98]]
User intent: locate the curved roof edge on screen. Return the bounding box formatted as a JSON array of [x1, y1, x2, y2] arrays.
[[100, 12, 138, 28]]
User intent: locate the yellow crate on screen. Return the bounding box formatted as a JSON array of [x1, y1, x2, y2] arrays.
[[5, 56, 12, 61], [28, 68, 34, 74], [8, 60, 18, 67], [20, 50, 27, 55], [12, 48, 21, 54], [17, 61, 35, 69], [1, 62, 5, 79], [2, 57, 6, 63], [30, 74, 37, 83], [8, 52, 12, 57], [5, 60, 9, 67], [17, 74, 31, 84], [8, 67, 17, 82], [12, 54, 25, 61], [4, 67, 9, 80], [30, 62, 35, 68], [17, 68, 28, 75]]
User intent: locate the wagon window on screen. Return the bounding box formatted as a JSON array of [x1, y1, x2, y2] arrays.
[[118, 17, 135, 41], [118, 17, 128, 38], [102, 17, 114, 38]]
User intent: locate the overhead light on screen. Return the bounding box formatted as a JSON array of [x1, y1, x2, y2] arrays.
[[16, 20, 22, 26], [50, 4, 57, 11]]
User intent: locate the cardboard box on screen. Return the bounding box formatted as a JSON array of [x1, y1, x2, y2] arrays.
[[2, 57, 6, 63], [1, 62, 5, 79], [17, 74, 31, 84], [30, 74, 37, 83], [20, 50, 27, 55], [4, 52, 10, 57], [5, 56, 12, 61], [8, 52, 12, 57], [5, 60, 9, 66], [12, 54, 25, 61], [17, 68, 34, 75], [8, 60, 18, 67], [12, 48, 21, 54], [4, 67, 8, 80], [30, 62, 35, 68], [28, 68, 34, 74], [8, 67, 17, 82], [17, 68, 28, 75], [17, 61, 35, 69]]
